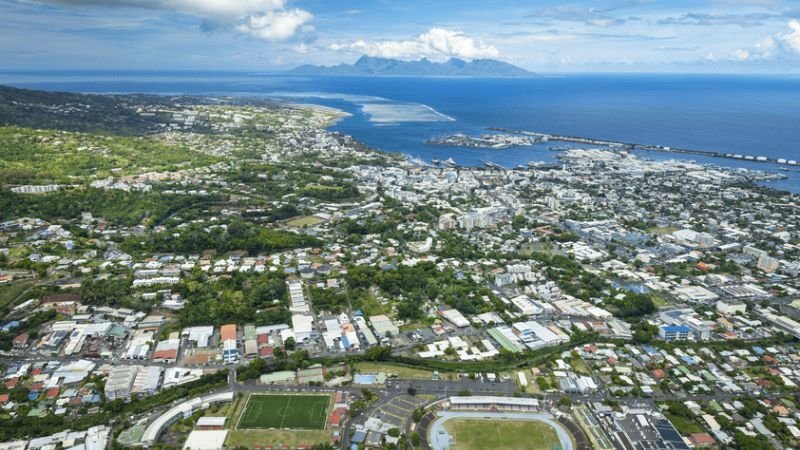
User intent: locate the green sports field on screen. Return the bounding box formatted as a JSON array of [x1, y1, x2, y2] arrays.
[[237, 394, 331, 430], [443, 419, 561, 450]]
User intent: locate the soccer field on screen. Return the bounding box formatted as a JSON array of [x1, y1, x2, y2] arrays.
[[237, 394, 331, 430], [443, 419, 561, 450]]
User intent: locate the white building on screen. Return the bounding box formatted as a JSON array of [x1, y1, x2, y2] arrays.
[[105, 366, 139, 400], [717, 301, 746, 316], [510, 295, 542, 317], [439, 309, 470, 328], [292, 314, 314, 342], [757, 255, 780, 273], [182, 326, 214, 348], [370, 314, 399, 337]]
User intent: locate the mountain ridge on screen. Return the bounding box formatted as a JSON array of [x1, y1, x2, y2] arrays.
[[288, 55, 535, 77]]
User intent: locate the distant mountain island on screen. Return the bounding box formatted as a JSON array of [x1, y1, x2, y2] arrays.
[[288, 56, 534, 77]]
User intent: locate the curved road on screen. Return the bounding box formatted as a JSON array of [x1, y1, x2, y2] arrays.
[[427, 411, 574, 450]]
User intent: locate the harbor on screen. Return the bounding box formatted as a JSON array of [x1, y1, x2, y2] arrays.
[[425, 133, 538, 149], [489, 127, 799, 167]]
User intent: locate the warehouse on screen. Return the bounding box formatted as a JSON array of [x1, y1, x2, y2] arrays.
[[105, 366, 138, 400], [439, 309, 470, 328], [152, 339, 180, 363], [182, 326, 214, 348], [131, 366, 163, 396], [220, 324, 237, 343], [370, 314, 399, 337], [243, 339, 258, 358]]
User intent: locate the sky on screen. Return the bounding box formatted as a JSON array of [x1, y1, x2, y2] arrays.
[[2, 0, 800, 72]]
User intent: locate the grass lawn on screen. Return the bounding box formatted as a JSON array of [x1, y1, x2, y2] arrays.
[[226, 394, 246, 425], [648, 226, 680, 235], [353, 362, 435, 380], [652, 294, 670, 308], [665, 414, 703, 435], [202, 401, 231, 418], [237, 394, 331, 430], [570, 358, 591, 375], [443, 419, 561, 450], [0, 280, 35, 312], [286, 216, 323, 227], [500, 369, 543, 394], [304, 183, 342, 191], [226, 429, 331, 448], [358, 293, 386, 317]]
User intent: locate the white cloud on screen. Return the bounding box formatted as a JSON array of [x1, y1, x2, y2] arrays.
[[418, 28, 499, 59], [236, 9, 313, 41], [35, 0, 312, 41], [780, 19, 800, 54], [329, 28, 499, 61], [733, 20, 800, 61], [733, 48, 751, 60]]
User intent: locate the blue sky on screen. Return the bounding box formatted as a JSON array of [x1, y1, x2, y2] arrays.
[[2, 0, 800, 72]]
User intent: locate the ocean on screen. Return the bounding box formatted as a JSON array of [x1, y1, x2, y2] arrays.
[[1, 71, 799, 192]]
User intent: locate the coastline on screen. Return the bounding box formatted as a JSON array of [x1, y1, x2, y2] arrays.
[[292, 102, 352, 127]]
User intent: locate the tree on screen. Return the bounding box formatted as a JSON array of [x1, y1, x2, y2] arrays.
[[9, 387, 30, 403], [284, 336, 296, 350], [558, 396, 572, 407], [407, 386, 417, 396], [633, 322, 658, 344], [361, 388, 377, 402], [365, 346, 391, 361], [236, 358, 266, 381], [536, 376, 550, 390]]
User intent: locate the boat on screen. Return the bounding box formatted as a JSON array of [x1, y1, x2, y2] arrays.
[[406, 155, 434, 167], [481, 160, 504, 170]]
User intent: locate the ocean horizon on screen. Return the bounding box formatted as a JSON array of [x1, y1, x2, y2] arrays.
[[2, 71, 799, 192]]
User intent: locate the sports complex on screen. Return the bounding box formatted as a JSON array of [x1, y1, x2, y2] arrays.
[[416, 396, 586, 450], [236, 393, 332, 430]]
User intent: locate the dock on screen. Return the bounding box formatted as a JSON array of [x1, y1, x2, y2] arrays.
[[488, 127, 798, 167], [481, 160, 505, 170]]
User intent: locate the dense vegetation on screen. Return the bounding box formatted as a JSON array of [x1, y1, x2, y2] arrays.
[[346, 262, 504, 320], [0, 85, 286, 136], [227, 163, 362, 203], [0, 85, 176, 135], [0, 126, 220, 183], [0, 187, 226, 226], [126, 219, 322, 255], [176, 271, 291, 326]]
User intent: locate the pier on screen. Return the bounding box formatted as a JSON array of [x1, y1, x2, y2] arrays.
[[488, 127, 798, 167], [481, 160, 505, 170], [426, 133, 538, 149]]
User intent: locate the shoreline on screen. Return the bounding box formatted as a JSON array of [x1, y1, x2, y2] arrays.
[[291, 102, 352, 127]]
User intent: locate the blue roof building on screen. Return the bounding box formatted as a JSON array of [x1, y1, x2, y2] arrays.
[[659, 325, 691, 342]]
